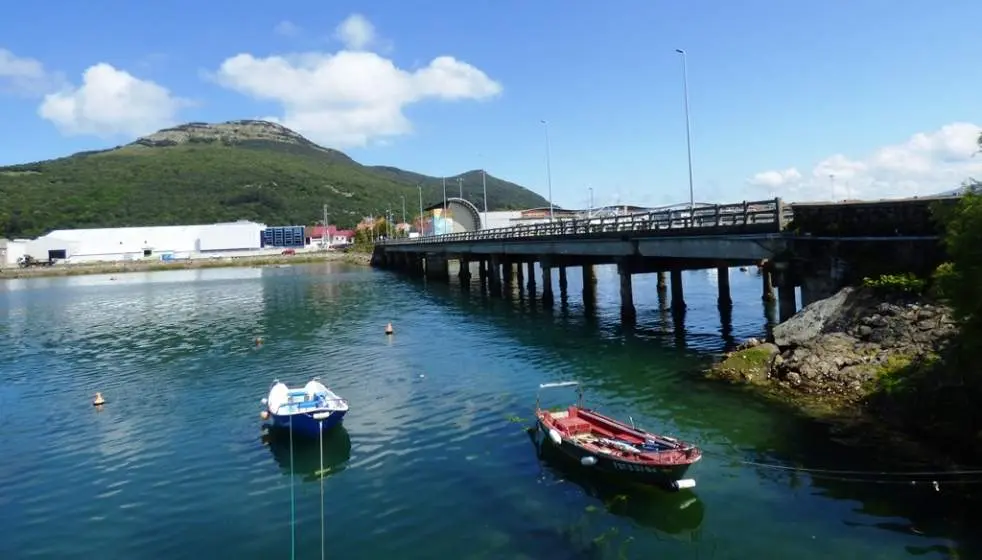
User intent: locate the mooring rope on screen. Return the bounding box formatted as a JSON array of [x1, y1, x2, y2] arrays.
[[319, 419, 325, 560], [740, 460, 982, 477], [289, 415, 296, 560]]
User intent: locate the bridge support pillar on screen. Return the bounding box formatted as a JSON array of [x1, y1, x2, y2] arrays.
[[458, 258, 471, 288], [582, 264, 597, 308], [425, 255, 449, 283], [526, 262, 537, 294], [488, 255, 503, 296], [558, 266, 568, 302], [502, 261, 514, 298], [717, 266, 732, 307], [541, 260, 554, 308], [617, 261, 636, 325], [778, 283, 797, 322], [761, 269, 776, 302], [670, 269, 686, 312], [412, 255, 424, 277], [656, 271, 668, 293], [515, 260, 525, 294], [478, 258, 487, 286]]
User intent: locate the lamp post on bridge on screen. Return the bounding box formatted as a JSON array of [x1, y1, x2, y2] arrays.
[[588, 186, 594, 219], [675, 48, 695, 216], [417, 184, 424, 236], [540, 119, 555, 222]]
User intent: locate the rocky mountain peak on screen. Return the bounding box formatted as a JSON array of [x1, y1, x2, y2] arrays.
[[132, 120, 321, 149]]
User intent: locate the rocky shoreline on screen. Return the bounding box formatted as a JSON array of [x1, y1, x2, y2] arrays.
[[708, 286, 968, 463], [712, 287, 955, 405]]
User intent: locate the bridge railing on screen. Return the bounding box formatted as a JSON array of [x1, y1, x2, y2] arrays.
[[381, 198, 789, 246]]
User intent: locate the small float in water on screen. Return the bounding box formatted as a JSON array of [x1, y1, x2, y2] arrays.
[[261, 378, 349, 438], [534, 381, 701, 491]]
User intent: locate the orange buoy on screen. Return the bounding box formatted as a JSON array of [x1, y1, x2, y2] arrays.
[[260, 410, 270, 420], [385, 322, 394, 335], [255, 337, 263, 346], [93, 392, 105, 406]]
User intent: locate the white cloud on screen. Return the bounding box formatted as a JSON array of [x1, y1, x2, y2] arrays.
[[274, 20, 301, 37], [0, 48, 63, 96], [38, 63, 189, 138], [333, 14, 375, 51], [212, 15, 502, 148], [747, 123, 982, 200]]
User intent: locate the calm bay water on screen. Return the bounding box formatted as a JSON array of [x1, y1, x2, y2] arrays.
[[0, 263, 976, 559]]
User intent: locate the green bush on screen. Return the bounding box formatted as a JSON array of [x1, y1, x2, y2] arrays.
[[860, 272, 927, 296]]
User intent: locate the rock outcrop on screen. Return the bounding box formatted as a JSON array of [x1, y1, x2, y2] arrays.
[[130, 120, 350, 161], [711, 287, 957, 404]]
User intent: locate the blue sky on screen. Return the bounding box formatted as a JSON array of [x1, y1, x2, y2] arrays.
[[1, 0, 980, 209]]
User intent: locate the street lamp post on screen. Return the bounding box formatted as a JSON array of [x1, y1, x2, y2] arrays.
[[401, 195, 406, 225], [588, 186, 594, 219], [540, 119, 554, 222], [458, 177, 463, 199], [442, 177, 448, 235], [675, 49, 695, 215], [417, 184, 424, 236], [482, 168, 488, 228]]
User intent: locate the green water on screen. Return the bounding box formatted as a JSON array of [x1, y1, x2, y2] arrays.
[[0, 264, 974, 559]]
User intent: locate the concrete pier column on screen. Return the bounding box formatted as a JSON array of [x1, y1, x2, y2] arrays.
[[778, 283, 797, 322], [478, 258, 487, 285], [458, 258, 471, 288], [762, 268, 775, 302], [558, 266, 568, 301], [617, 261, 636, 325], [670, 269, 686, 312], [657, 271, 668, 293], [582, 264, 597, 308], [717, 266, 732, 307], [516, 261, 525, 293], [502, 261, 514, 299], [541, 260, 554, 308], [526, 262, 537, 294], [488, 255, 502, 296], [426, 255, 449, 283]]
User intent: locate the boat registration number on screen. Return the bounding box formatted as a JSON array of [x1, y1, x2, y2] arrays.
[[611, 462, 663, 474]]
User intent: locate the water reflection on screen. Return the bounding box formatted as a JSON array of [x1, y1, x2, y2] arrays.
[[262, 426, 352, 482], [526, 426, 705, 538]]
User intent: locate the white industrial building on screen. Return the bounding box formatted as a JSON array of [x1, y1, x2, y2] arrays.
[[8, 221, 270, 265]]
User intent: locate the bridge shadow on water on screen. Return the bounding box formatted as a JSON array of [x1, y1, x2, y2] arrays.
[[388, 269, 982, 558]]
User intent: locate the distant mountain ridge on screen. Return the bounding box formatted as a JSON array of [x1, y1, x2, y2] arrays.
[[0, 120, 549, 238]]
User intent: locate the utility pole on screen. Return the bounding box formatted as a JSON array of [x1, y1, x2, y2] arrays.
[[675, 49, 695, 214], [417, 184, 424, 236], [322, 203, 329, 248], [458, 177, 463, 199], [401, 195, 406, 225], [540, 119, 554, 222], [442, 177, 448, 235], [481, 167, 488, 229]]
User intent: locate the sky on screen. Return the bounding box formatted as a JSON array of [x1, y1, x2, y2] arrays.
[[1, 0, 980, 210]]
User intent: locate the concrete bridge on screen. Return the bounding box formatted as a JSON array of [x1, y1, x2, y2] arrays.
[[372, 196, 955, 325]]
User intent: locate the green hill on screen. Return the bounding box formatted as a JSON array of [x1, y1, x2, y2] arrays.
[[0, 120, 549, 238]]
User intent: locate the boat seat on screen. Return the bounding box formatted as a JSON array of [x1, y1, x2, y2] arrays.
[[295, 400, 319, 410]]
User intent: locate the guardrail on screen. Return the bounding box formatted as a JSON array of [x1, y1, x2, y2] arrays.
[[381, 198, 791, 246]]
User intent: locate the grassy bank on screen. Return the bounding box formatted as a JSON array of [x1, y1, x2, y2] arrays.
[[0, 250, 371, 280]]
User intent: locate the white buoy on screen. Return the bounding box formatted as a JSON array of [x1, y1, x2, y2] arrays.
[[673, 479, 697, 490], [548, 429, 562, 445], [580, 456, 597, 467]]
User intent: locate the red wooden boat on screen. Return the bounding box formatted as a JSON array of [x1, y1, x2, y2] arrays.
[[534, 381, 702, 490]]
